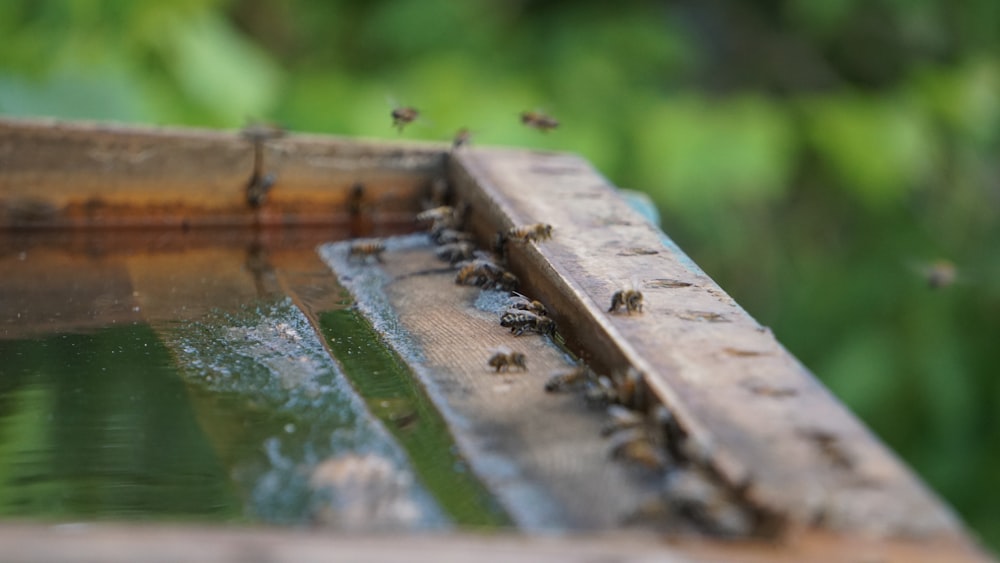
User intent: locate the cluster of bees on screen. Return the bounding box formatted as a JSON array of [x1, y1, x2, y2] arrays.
[[338, 128, 758, 534]]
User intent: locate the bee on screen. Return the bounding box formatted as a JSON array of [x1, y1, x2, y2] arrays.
[[506, 292, 548, 316], [391, 106, 419, 132], [921, 259, 958, 289], [661, 469, 754, 537], [452, 128, 472, 149], [456, 259, 518, 290], [544, 366, 592, 392], [487, 347, 527, 373], [431, 226, 474, 245], [500, 310, 555, 336], [520, 111, 559, 132], [435, 241, 476, 264], [347, 239, 386, 263], [584, 374, 619, 406], [601, 405, 646, 437], [507, 223, 553, 244], [608, 428, 668, 470], [416, 206, 455, 224], [609, 288, 643, 315], [613, 366, 646, 410]]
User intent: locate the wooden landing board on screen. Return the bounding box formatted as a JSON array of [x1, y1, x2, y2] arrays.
[[0, 523, 989, 563], [449, 148, 967, 542], [0, 117, 444, 228], [321, 236, 659, 531]]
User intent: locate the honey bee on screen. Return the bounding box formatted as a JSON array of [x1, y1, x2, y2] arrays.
[[661, 469, 754, 537], [609, 288, 643, 315], [452, 128, 472, 149], [456, 259, 518, 290], [613, 367, 645, 410], [487, 347, 527, 373], [348, 239, 386, 263], [435, 241, 476, 264], [544, 366, 592, 392], [431, 227, 474, 246], [520, 111, 559, 132], [601, 405, 645, 437], [391, 106, 419, 132], [506, 223, 553, 244], [584, 374, 619, 406], [506, 292, 548, 316], [920, 259, 958, 289], [608, 429, 667, 470], [416, 206, 456, 224], [500, 310, 555, 336]]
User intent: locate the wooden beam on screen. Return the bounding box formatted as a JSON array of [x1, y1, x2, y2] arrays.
[[0, 117, 445, 228], [449, 147, 968, 542]]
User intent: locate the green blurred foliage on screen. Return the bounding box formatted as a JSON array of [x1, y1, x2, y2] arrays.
[[1, 0, 998, 549]]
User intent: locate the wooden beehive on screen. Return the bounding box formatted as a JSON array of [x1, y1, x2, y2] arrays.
[[0, 117, 992, 562]]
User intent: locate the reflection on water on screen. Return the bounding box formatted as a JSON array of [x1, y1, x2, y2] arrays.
[[0, 324, 241, 521], [0, 233, 498, 530]]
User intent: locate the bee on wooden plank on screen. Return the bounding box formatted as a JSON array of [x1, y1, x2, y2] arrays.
[[431, 226, 474, 246], [500, 310, 555, 336], [435, 241, 476, 264], [391, 106, 419, 132], [584, 374, 619, 406], [520, 111, 559, 132], [348, 239, 386, 263], [609, 278, 644, 315], [506, 292, 548, 316], [507, 223, 553, 244], [613, 366, 646, 410], [455, 259, 519, 291], [608, 428, 668, 470], [601, 405, 646, 437], [487, 347, 527, 373], [544, 366, 592, 393]]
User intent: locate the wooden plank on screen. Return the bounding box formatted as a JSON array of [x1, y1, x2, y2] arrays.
[[320, 236, 658, 531], [0, 117, 445, 228], [448, 147, 969, 542], [0, 523, 990, 563]]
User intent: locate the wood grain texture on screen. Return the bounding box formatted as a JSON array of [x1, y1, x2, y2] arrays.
[[0, 117, 445, 228], [449, 147, 967, 541], [324, 237, 659, 531]]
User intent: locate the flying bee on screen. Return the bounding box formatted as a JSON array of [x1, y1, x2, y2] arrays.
[[500, 310, 555, 336], [507, 223, 553, 244], [347, 239, 386, 263], [452, 128, 472, 149], [506, 292, 548, 316], [544, 366, 592, 393], [917, 259, 958, 289], [609, 278, 644, 315], [602, 405, 646, 437], [391, 106, 419, 132], [435, 241, 476, 264], [520, 111, 559, 132], [487, 347, 527, 373], [608, 428, 668, 470]]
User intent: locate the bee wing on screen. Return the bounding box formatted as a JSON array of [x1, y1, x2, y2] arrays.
[[629, 274, 641, 291], [493, 345, 512, 355]]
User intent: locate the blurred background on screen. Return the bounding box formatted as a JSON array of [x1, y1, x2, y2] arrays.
[[1, 0, 997, 549]]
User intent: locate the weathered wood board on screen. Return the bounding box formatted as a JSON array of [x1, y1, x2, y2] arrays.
[[449, 148, 971, 541], [0, 118, 993, 561]]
